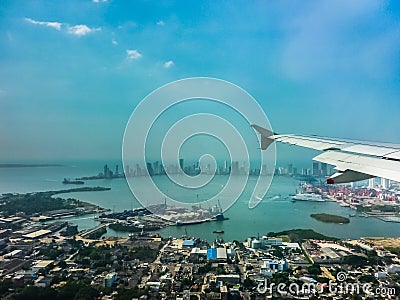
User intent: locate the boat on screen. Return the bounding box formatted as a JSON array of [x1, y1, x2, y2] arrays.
[[176, 219, 208, 226], [291, 193, 326, 202], [213, 230, 224, 234], [62, 178, 84, 185], [214, 213, 229, 221]]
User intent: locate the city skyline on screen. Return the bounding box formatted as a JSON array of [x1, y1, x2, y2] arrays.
[[92, 160, 397, 190], [100, 159, 334, 178]]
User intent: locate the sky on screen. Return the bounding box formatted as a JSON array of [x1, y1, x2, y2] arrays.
[[1, 0, 400, 163]]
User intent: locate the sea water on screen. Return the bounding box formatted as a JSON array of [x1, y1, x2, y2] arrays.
[[1, 161, 399, 242]]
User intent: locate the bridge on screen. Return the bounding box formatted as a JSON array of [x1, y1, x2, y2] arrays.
[[78, 223, 109, 239]]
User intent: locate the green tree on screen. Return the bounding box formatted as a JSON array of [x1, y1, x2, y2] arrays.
[[243, 277, 254, 289], [308, 264, 322, 275], [0, 279, 11, 295]]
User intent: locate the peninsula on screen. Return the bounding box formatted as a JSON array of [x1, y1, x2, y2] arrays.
[[0, 187, 110, 220]]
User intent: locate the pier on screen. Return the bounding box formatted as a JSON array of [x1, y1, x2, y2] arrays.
[[78, 223, 109, 239]]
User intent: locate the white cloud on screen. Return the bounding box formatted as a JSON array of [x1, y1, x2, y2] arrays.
[[25, 18, 62, 30], [25, 18, 100, 37], [67, 25, 99, 36], [112, 38, 118, 45], [164, 60, 174, 68], [93, 0, 107, 2], [156, 20, 165, 26], [126, 49, 142, 60]]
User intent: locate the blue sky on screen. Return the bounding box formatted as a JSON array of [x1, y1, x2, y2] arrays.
[[1, 0, 400, 162]]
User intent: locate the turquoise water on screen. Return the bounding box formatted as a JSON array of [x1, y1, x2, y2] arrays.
[[1, 162, 399, 242]]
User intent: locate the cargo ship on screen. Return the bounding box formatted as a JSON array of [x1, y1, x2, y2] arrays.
[[176, 219, 208, 226], [63, 178, 84, 185], [291, 193, 326, 202]]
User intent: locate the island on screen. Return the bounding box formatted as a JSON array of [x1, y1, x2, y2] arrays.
[[310, 213, 350, 224]]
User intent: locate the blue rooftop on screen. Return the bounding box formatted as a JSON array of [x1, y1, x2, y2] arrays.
[[207, 248, 217, 260], [182, 240, 195, 247]]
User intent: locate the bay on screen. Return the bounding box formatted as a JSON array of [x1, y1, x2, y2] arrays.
[[1, 161, 399, 242]]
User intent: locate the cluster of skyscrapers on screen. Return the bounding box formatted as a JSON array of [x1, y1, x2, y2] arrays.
[[276, 162, 331, 177], [123, 159, 274, 177], [101, 164, 120, 179], [110, 160, 337, 179]]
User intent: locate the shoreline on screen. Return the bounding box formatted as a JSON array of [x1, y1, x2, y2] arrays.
[[1, 187, 112, 222], [2, 172, 400, 242]]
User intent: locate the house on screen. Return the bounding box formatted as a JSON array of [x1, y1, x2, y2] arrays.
[[34, 276, 53, 287], [104, 272, 118, 287]]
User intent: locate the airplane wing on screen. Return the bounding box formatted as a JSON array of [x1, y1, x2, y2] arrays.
[[252, 125, 400, 184]]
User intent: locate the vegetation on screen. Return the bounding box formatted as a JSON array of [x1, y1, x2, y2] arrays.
[[270, 271, 290, 285], [387, 247, 400, 256], [11, 279, 99, 300], [75, 245, 112, 268], [0, 279, 11, 295], [267, 229, 338, 242], [342, 255, 368, 267], [127, 246, 158, 262], [198, 263, 213, 275], [307, 264, 322, 275], [1, 194, 74, 215], [242, 278, 254, 289], [40, 243, 65, 260], [0, 187, 109, 216], [310, 213, 350, 224], [115, 287, 148, 300]]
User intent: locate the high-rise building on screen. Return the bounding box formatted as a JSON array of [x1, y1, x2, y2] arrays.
[[115, 165, 119, 176], [261, 164, 267, 176], [381, 178, 390, 190], [153, 161, 159, 175], [231, 161, 239, 175], [312, 162, 320, 176], [160, 164, 165, 175], [287, 164, 293, 175], [179, 158, 184, 171], [368, 178, 375, 189], [320, 163, 327, 176], [146, 162, 154, 176], [104, 164, 110, 178], [136, 164, 140, 176], [124, 165, 130, 177]]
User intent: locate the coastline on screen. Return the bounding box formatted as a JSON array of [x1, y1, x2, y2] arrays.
[[1, 164, 400, 242]]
